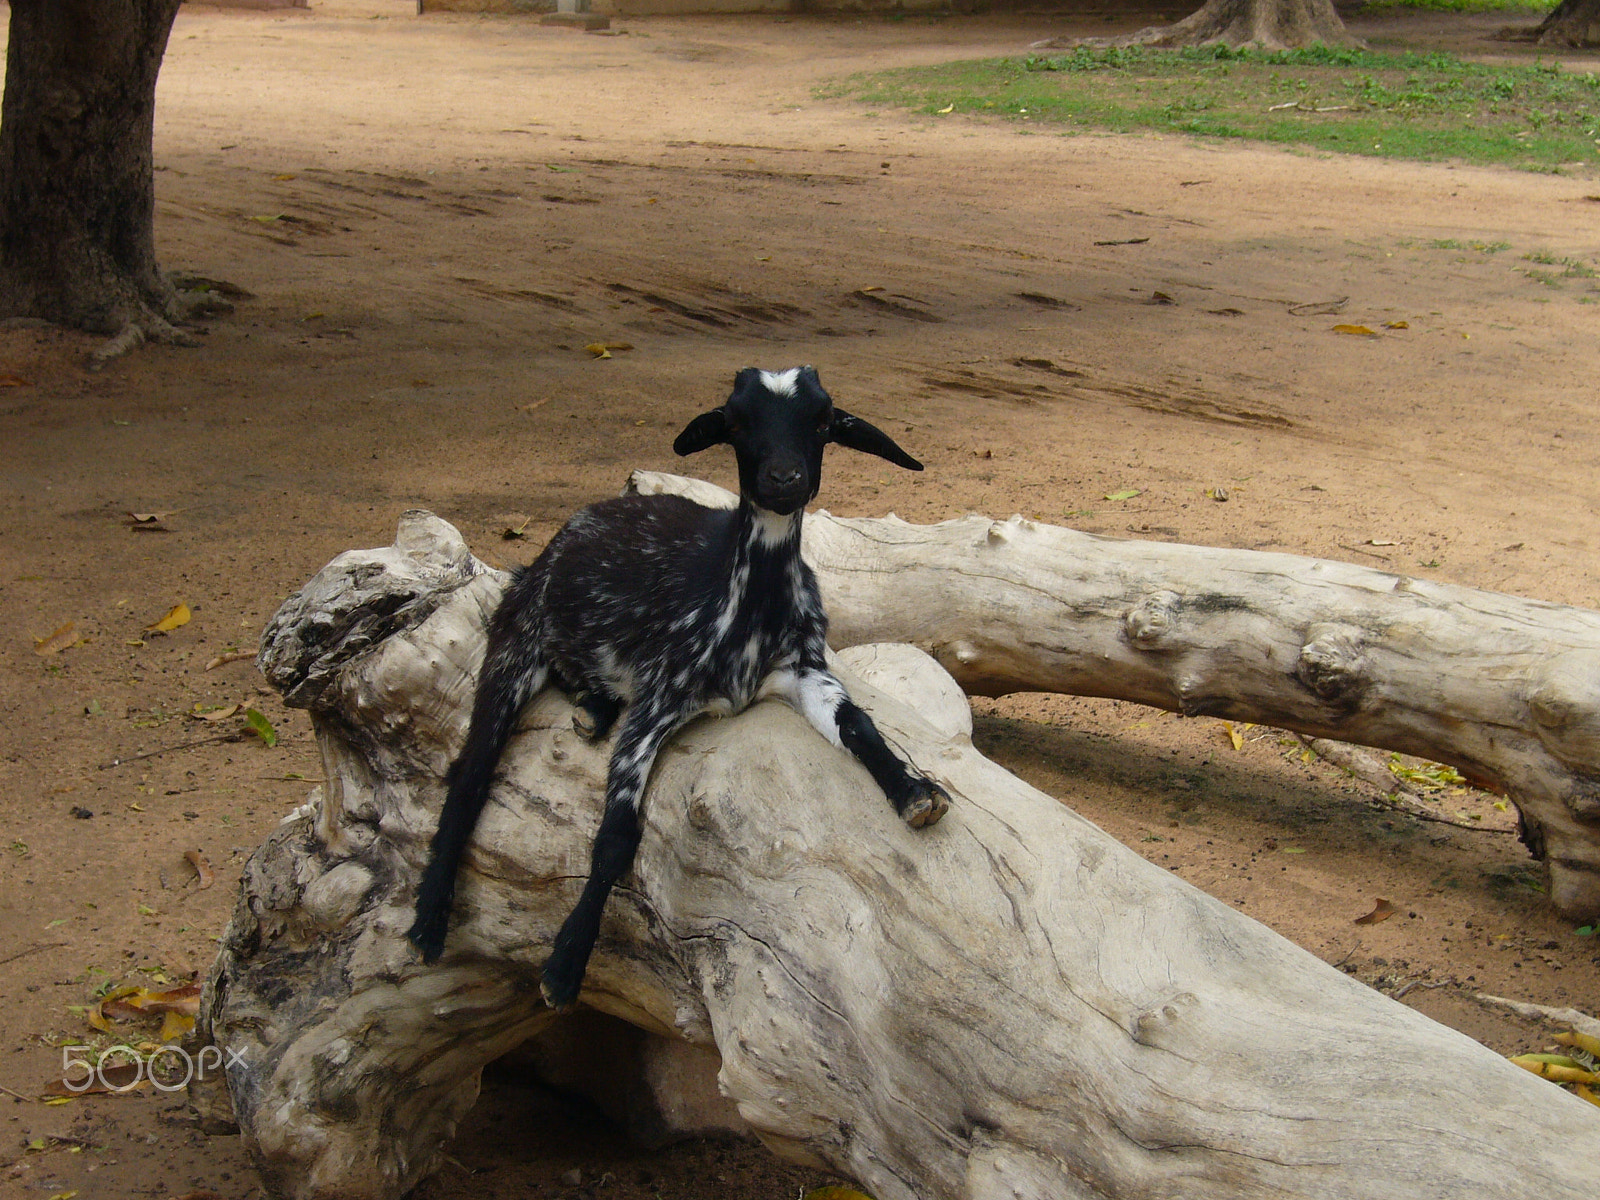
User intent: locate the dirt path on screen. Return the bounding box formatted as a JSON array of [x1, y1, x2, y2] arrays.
[[2, 4, 1598, 1197]]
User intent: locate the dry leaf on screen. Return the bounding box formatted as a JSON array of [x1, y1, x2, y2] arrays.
[[33, 622, 81, 656], [1383, 320, 1409, 330], [1222, 721, 1244, 751], [191, 703, 240, 723], [1354, 898, 1398, 925], [0, 372, 31, 387], [1289, 297, 1348, 316], [583, 342, 633, 358], [145, 602, 191, 633], [184, 849, 215, 889], [936, 103, 954, 114], [1333, 324, 1378, 337]]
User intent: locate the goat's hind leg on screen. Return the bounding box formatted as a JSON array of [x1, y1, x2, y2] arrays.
[[571, 688, 623, 743], [540, 702, 679, 1011], [407, 590, 549, 962]]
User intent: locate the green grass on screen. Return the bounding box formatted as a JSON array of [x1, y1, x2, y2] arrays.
[[827, 45, 1600, 170]]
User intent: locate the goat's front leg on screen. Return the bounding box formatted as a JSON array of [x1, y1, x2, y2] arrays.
[[763, 664, 951, 828], [540, 702, 679, 1011]]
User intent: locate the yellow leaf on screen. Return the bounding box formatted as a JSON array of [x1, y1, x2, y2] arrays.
[[158, 1010, 196, 1042], [43, 1097, 74, 1107], [1222, 721, 1243, 751], [936, 103, 954, 114], [1332, 324, 1377, 336], [1382, 320, 1409, 329], [585, 343, 612, 359], [145, 603, 191, 633]]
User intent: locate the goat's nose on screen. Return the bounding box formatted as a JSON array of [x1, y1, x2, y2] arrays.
[[764, 465, 803, 489]]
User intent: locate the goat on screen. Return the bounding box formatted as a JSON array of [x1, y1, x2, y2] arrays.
[[407, 365, 951, 1010]]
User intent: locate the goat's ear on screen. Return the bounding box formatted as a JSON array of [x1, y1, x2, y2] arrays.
[[829, 408, 924, 471], [673, 409, 729, 457]]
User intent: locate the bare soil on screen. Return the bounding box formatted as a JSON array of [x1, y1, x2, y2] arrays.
[[2, 3, 1599, 1197]]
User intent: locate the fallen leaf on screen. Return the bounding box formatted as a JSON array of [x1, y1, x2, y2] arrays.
[[1382, 320, 1409, 329], [1205, 486, 1230, 501], [0, 372, 31, 387], [1147, 290, 1175, 305], [1093, 237, 1150, 246], [158, 1009, 196, 1042], [273, 173, 296, 181], [33, 622, 82, 656], [243, 708, 278, 747], [584, 342, 633, 358], [1207, 307, 1245, 316], [1354, 898, 1397, 925], [190, 703, 240, 723], [936, 103, 954, 114], [1222, 721, 1244, 751], [1104, 489, 1142, 501], [249, 213, 284, 223], [1367, 538, 1396, 546], [145, 603, 191, 633], [1333, 324, 1378, 336], [184, 850, 215, 889], [502, 517, 532, 540]]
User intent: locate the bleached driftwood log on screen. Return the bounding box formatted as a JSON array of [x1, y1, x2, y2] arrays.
[[192, 510, 1599, 1200], [633, 471, 1600, 920]]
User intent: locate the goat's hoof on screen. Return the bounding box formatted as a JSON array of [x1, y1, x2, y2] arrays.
[[571, 709, 598, 741], [539, 972, 580, 1013], [900, 779, 951, 829], [406, 914, 449, 964], [539, 950, 584, 1012]]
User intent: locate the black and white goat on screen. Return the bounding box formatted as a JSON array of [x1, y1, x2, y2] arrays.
[[407, 365, 950, 1009]]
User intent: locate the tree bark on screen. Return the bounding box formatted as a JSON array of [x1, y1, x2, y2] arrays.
[[193, 510, 1599, 1200], [1533, 0, 1600, 45], [0, 0, 192, 346], [632, 472, 1600, 921], [1034, 0, 1360, 52]]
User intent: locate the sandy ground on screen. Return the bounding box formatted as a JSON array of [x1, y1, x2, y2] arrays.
[[2, 2, 1599, 1196]]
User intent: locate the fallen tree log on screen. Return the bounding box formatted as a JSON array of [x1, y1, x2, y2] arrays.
[[192, 510, 1599, 1200], [631, 471, 1600, 921]]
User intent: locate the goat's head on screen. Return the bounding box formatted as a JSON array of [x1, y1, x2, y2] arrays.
[[673, 366, 922, 515]]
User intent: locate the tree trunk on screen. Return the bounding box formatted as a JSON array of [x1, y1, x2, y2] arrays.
[[0, 0, 189, 343], [632, 472, 1600, 921], [1534, 0, 1600, 45], [192, 510, 1599, 1200], [1035, 0, 1360, 51]]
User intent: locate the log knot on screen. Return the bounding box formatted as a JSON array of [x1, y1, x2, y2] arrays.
[[1528, 651, 1600, 779], [1130, 991, 1200, 1048], [1296, 623, 1369, 708], [1124, 591, 1183, 650]]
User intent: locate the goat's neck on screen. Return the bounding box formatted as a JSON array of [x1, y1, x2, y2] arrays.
[[727, 498, 803, 583]]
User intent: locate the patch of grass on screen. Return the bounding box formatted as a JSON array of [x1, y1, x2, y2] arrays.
[[1427, 238, 1512, 252], [826, 45, 1600, 170]]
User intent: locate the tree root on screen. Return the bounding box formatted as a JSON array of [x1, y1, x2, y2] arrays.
[[87, 312, 203, 371], [1033, 0, 1362, 52]]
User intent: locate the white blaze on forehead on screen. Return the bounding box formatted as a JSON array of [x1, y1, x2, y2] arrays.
[[758, 367, 801, 397]]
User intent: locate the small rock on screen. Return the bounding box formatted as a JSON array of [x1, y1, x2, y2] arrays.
[[560, 1168, 583, 1187]]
